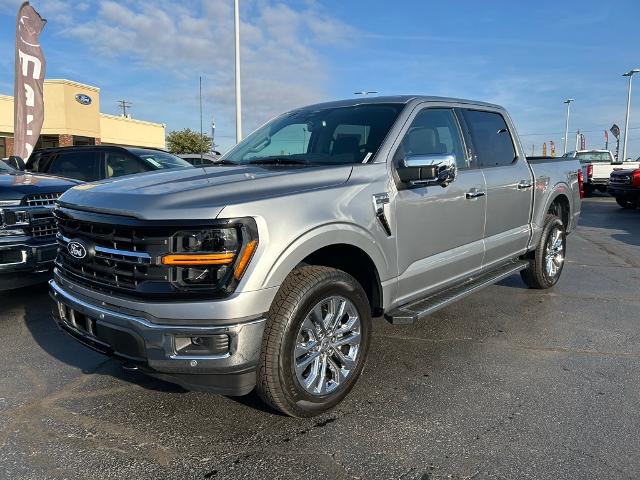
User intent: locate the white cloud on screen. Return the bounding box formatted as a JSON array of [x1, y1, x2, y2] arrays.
[[37, 0, 358, 148]]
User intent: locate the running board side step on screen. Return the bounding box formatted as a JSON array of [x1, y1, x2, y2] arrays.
[[384, 261, 529, 325]]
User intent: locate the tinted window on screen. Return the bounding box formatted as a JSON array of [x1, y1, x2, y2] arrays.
[[106, 151, 148, 178], [575, 152, 612, 163], [48, 151, 101, 181], [462, 110, 516, 167], [224, 104, 404, 165], [395, 108, 467, 169]]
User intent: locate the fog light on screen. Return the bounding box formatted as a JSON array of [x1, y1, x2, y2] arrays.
[[174, 334, 230, 356]]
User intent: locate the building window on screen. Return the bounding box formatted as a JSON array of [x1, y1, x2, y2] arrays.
[[35, 135, 59, 150], [73, 136, 96, 146], [0, 137, 5, 158]]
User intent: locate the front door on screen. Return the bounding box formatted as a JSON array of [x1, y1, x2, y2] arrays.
[[393, 107, 486, 305]]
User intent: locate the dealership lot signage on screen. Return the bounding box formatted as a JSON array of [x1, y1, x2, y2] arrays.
[[14, 2, 46, 159]]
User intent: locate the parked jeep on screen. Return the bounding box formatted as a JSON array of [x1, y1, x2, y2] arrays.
[[50, 96, 582, 416]]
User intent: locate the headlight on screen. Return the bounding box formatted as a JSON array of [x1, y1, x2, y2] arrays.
[[161, 219, 258, 292], [1, 208, 30, 237], [0, 200, 22, 207]]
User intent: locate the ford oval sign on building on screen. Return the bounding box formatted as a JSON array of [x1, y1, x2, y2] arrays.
[[75, 93, 92, 105]]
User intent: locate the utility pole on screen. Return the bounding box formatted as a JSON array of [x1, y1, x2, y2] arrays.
[[234, 0, 242, 143], [199, 76, 204, 162], [563, 98, 574, 154], [622, 68, 640, 162], [117, 100, 131, 117]]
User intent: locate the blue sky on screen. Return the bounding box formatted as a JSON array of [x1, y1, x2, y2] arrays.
[[1, 0, 639, 156]]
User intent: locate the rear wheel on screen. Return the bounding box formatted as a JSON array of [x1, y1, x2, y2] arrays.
[[615, 198, 638, 209], [256, 265, 371, 417], [521, 214, 566, 289]]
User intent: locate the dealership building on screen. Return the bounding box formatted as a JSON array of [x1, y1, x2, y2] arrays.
[[0, 79, 166, 157]]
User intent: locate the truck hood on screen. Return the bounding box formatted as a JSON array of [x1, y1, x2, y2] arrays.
[[0, 172, 79, 201], [59, 165, 353, 220]]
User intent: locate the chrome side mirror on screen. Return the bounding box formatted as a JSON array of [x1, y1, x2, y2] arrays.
[[397, 153, 457, 187]]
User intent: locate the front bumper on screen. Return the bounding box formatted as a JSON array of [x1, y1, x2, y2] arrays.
[[49, 279, 266, 395], [0, 236, 57, 290]]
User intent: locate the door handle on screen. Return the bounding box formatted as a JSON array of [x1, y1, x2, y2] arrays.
[[465, 189, 486, 199], [517, 180, 533, 190]]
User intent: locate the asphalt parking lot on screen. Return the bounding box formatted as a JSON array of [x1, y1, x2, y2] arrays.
[[1, 196, 639, 480]]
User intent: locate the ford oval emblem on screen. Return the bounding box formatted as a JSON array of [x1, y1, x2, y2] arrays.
[[75, 93, 92, 105], [68, 241, 87, 259]]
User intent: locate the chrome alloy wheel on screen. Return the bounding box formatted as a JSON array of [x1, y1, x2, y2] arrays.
[[545, 226, 564, 278], [293, 296, 361, 396]]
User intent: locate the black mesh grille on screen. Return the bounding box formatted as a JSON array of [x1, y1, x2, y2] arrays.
[[25, 192, 62, 207], [55, 212, 173, 296]]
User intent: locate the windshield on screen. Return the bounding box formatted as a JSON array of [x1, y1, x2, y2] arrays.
[[0, 161, 14, 173], [129, 149, 193, 170], [223, 103, 405, 165], [575, 152, 612, 163]]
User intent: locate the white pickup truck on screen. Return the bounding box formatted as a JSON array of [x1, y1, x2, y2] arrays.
[[564, 150, 640, 195]]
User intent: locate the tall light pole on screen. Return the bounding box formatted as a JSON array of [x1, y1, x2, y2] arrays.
[[622, 68, 640, 162], [563, 98, 574, 155], [234, 0, 242, 143]]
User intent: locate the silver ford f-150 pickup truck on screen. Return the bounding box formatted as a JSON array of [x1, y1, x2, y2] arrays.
[[50, 96, 582, 417]]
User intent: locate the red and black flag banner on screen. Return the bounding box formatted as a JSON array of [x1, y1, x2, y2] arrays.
[[14, 1, 46, 159], [610, 124, 621, 140]]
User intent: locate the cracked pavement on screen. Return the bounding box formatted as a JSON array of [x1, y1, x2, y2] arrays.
[[1, 196, 639, 479]]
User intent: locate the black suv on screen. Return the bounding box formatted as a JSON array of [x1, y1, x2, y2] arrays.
[[0, 160, 79, 290], [27, 145, 193, 182]]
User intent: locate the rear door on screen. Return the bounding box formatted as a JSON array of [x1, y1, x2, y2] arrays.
[[46, 150, 102, 182], [461, 109, 533, 269], [393, 106, 486, 304]]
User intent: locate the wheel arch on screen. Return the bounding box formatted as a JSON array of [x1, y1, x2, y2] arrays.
[[262, 224, 390, 316]]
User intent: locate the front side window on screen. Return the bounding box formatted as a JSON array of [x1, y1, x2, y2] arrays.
[[224, 104, 405, 166], [48, 152, 101, 181], [462, 110, 516, 168], [395, 108, 468, 169], [106, 151, 148, 178]]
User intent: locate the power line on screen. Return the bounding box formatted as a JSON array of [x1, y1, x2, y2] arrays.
[[520, 126, 640, 137]]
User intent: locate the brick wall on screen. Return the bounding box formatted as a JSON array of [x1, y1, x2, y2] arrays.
[[6, 137, 14, 156], [59, 134, 73, 147]]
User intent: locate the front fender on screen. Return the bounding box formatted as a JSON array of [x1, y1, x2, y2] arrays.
[[261, 222, 392, 290]]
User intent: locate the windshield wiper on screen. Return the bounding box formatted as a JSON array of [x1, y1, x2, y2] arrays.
[[247, 158, 309, 166]]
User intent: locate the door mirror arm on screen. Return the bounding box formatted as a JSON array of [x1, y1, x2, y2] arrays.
[[397, 154, 457, 188]]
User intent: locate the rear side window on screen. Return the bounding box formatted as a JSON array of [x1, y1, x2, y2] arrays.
[[47, 151, 101, 181], [462, 110, 516, 167]]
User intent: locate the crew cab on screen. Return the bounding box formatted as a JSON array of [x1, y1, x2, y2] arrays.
[[25, 145, 193, 182], [0, 160, 78, 290], [609, 167, 640, 209], [49, 96, 581, 417], [565, 150, 640, 195]]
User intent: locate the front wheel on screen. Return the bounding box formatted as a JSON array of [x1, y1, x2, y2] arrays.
[[615, 198, 638, 209], [256, 265, 372, 417], [520, 214, 566, 289]]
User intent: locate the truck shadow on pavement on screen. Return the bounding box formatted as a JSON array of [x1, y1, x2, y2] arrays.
[[14, 282, 188, 394]]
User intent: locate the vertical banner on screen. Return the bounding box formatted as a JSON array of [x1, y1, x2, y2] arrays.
[[543, 142, 547, 156], [550, 141, 556, 157], [604, 130, 609, 150], [14, 2, 46, 159], [580, 134, 586, 150]]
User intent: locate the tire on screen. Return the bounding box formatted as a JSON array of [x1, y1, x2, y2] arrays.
[[256, 265, 372, 417], [615, 198, 638, 209], [520, 214, 566, 289]]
